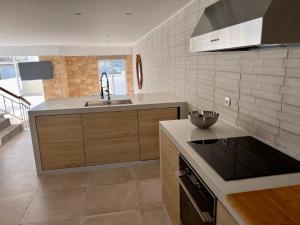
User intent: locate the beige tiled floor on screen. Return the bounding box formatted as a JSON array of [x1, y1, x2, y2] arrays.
[[0, 131, 172, 225]]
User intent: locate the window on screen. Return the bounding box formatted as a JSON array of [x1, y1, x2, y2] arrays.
[[98, 60, 127, 96], [0, 64, 16, 80]]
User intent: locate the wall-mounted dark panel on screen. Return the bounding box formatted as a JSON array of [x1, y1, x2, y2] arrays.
[[18, 61, 53, 80]]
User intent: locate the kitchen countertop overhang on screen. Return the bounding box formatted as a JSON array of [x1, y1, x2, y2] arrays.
[[29, 93, 187, 117]]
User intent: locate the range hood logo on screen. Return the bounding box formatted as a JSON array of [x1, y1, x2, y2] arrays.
[[210, 38, 220, 43]]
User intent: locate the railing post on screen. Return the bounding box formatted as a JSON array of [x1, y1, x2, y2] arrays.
[[11, 100, 15, 116], [3, 96, 7, 112], [26, 105, 29, 127], [22, 104, 26, 127], [19, 99, 24, 125]]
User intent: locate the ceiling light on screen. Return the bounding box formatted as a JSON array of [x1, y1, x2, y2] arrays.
[[74, 12, 82, 16], [125, 12, 133, 16]]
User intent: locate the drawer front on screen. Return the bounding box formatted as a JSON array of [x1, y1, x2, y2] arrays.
[[161, 131, 180, 225], [36, 114, 83, 143], [162, 160, 180, 208], [163, 183, 180, 225], [161, 132, 179, 172], [81, 111, 138, 140], [217, 201, 239, 225], [40, 141, 85, 170], [85, 136, 139, 165], [139, 135, 159, 160], [139, 108, 178, 160]]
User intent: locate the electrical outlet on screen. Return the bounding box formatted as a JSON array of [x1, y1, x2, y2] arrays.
[[224, 97, 231, 107]]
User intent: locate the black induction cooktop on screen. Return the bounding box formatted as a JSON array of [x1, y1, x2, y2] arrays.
[[188, 136, 300, 181]]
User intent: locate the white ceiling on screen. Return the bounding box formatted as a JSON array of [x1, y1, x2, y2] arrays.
[[0, 0, 191, 47]]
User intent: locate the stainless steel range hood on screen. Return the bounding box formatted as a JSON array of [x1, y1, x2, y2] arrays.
[[190, 0, 300, 52]]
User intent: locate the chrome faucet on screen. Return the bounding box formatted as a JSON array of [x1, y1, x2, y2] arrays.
[[100, 72, 111, 102]]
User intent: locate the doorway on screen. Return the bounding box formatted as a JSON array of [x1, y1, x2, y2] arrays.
[[98, 60, 127, 96], [0, 56, 45, 107]]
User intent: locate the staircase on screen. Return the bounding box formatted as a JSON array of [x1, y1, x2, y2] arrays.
[[0, 113, 23, 146], [0, 87, 31, 146]]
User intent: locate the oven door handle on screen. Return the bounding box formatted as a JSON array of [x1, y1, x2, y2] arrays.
[[177, 172, 213, 224]]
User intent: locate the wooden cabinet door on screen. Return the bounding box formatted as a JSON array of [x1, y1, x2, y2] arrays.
[[35, 114, 85, 170], [40, 142, 85, 170], [161, 132, 180, 225], [138, 108, 178, 160], [85, 136, 139, 165], [217, 201, 239, 225], [81, 111, 139, 165], [81, 110, 138, 141], [36, 114, 83, 143]]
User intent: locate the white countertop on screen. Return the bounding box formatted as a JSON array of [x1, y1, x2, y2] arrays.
[[29, 93, 187, 117], [160, 119, 300, 225]]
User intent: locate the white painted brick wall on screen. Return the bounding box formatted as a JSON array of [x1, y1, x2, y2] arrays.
[[132, 0, 300, 159]]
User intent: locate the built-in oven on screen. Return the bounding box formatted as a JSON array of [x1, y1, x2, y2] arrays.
[[179, 154, 217, 225]]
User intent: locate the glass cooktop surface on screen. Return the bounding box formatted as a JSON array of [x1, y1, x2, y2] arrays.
[[188, 136, 300, 181]]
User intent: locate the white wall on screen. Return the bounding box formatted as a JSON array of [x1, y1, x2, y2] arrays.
[[0, 46, 59, 56], [132, 0, 300, 160], [0, 78, 20, 94], [22, 80, 44, 96], [0, 46, 132, 56]]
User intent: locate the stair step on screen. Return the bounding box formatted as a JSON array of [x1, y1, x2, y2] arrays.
[[0, 117, 11, 132], [0, 124, 23, 146]]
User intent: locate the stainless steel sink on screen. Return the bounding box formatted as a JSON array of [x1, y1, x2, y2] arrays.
[[84, 99, 132, 107]]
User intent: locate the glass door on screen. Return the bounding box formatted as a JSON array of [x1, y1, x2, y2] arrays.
[[0, 57, 21, 95], [0, 56, 44, 107]]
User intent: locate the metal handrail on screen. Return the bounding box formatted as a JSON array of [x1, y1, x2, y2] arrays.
[[0, 86, 31, 127], [0, 87, 31, 106]]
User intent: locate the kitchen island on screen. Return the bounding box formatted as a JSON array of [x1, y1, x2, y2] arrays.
[[29, 93, 187, 175]]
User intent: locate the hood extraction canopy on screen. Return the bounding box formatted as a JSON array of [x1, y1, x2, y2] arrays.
[[190, 0, 300, 52]]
